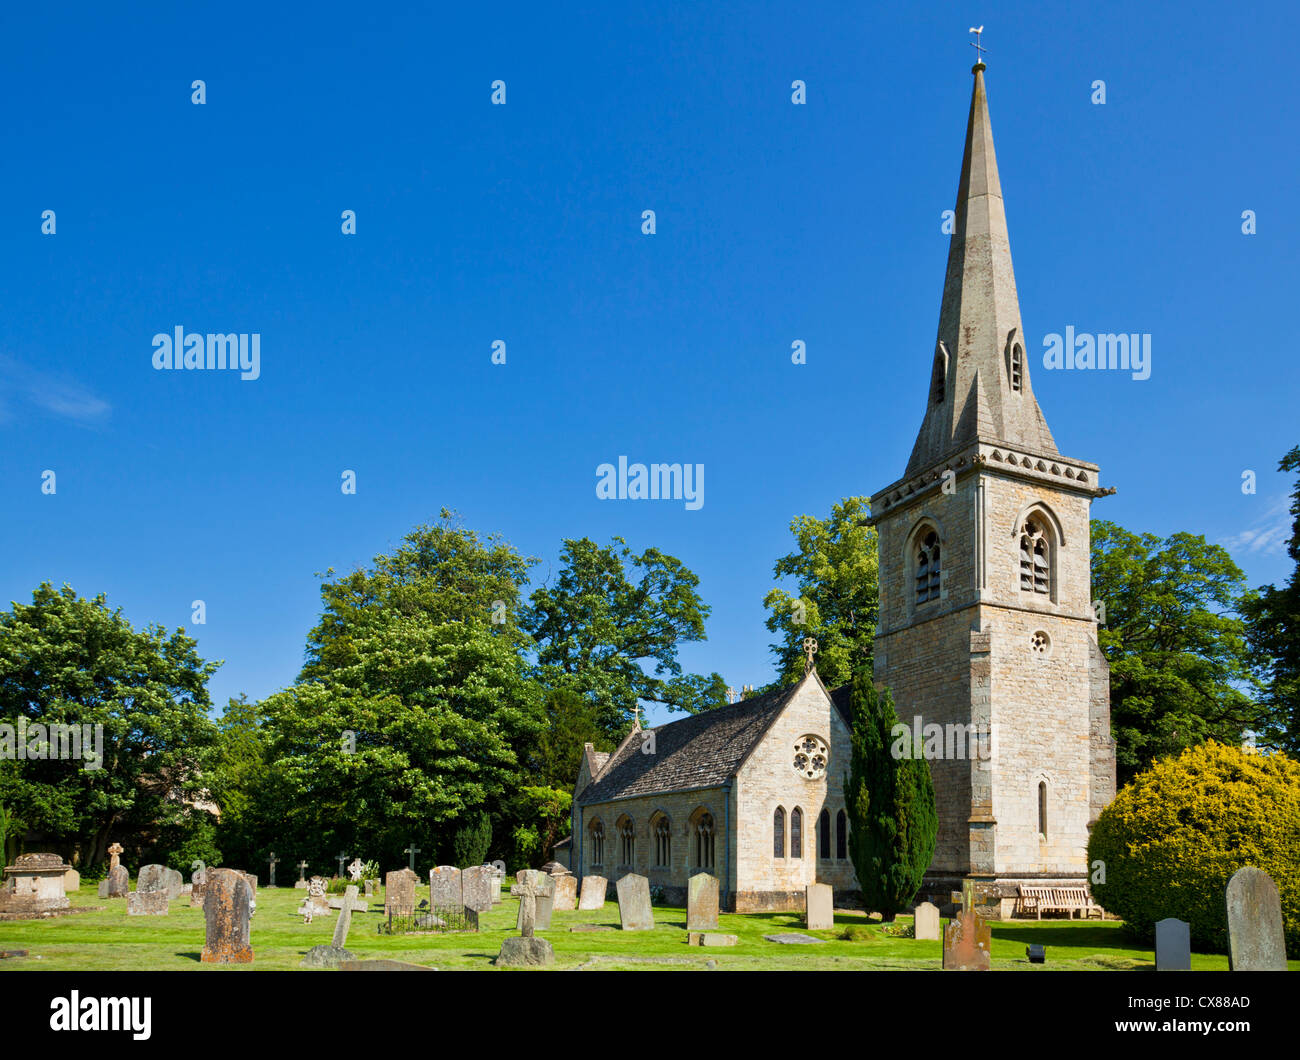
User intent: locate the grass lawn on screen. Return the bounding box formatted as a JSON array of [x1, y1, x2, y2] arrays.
[[2, 885, 1292, 971]]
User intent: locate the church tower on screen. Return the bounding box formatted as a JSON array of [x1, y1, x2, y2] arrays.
[[869, 61, 1116, 911]]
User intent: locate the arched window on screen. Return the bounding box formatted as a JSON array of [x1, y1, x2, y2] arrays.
[[773, 807, 786, 858], [1038, 781, 1048, 838], [1010, 342, 1024, 392], [589, 819, 605, 867], [790, 808, 803, 859], [693, 811, 716, 870], [836, 810, 848, 860], [818, 809, 831, 859], [1019, 518, 1051, 595], [931, 342, 948, 405], [916, 529, 941, 604], [617, 815, 635, 866], [653, 814, 671, 868]]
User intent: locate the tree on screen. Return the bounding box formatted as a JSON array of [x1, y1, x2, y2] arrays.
[[1242, 445, 1300, 754], [523, 537, 726, 737], [0, 583, 219, 867], [1091, 520, 1262, 786], [206, 695, 272, 871], [845, 666, 936, 920], [763, 497, 879, 690], [532, 687, 611, 791]]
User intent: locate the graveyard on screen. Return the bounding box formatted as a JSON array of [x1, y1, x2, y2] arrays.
[[3, 875, 1295, 972]]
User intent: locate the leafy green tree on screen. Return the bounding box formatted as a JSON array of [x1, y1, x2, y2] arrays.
[[763, 497, 879, 690], [448, 809, 492, 867], [0, 583, 219, 867], [532, 687, 611, 790], [205, 695, 272, 871], [845, 667, 936, 920], [523, 537, 726, 736], [508, 785, 572, 868], [1091, 520, 1262, 786], [1242, 445, 1300, 754]]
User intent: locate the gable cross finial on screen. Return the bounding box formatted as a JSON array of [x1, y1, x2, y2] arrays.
[[803, 637, 819, 675], [969, 25, 987, 66], [632, 702, 641, 729]]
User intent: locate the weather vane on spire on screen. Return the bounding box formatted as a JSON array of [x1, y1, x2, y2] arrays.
[[969, 25, 987, 66]]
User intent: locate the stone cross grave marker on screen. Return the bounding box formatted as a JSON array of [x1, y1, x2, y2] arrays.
[[552, 873, 578, 911], [1155, 917, 1191, 971], [108, 843, 123, 871], [404, 844, 420, 871], [914, 901, 941, 941], [578, 875, 607, 910], [497, 870, 556, 967], [687, 873, 719, 932], [516, 870, 555, 931], [462, 865, 493, 913], [335, 851, 348, 879], [942, 879, 991, 970], [805, 882, 834, 930], [332, 885, 363, 949], [616, 873, 654, 931], [516, 870, 545, 937], [201, 868, 254, 963], [268, 852, 278, 888], [1226, 866, 1287, 971], [296, 860, 309, 889], [347, 858, 363, 882]]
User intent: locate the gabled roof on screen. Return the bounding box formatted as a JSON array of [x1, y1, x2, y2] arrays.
[[576, 681, 807, 806]]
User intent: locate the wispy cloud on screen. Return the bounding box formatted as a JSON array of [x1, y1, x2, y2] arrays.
[[1222, 494, 1293, 556], [0, 354, 111, 426]]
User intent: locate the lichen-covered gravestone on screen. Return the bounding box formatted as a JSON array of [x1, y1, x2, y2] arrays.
[[137, 864, 184, 900], [430, 865, 462, 909], [1155, 917, 1191, 971], [578, 875, 607, 910], [913, 901, 941, 941], [515, 871, 555, 930], [804, 883, 833, 930], [128, 890, 169, 916], [201, 868, 254, 963], [687, 873, 719, 932], [462, 865, 494, 913], [942, 880, 991, 971], [1226, 866, 1287, 971], [552, 874, 578, 911], [385, 868, 418, 917], [616, 873, 654, 931]]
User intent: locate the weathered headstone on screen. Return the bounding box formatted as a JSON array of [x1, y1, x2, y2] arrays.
[[0, 853, 72, 913], [105, 865, 129, 899], [688, 932, 738, 946], [364, 878, 375, 898], [490, 860, 506, 905], [201, 868, 254, 963], [332, 885, 361, 949], [687, 873, 720, 932], [497, 870, 555, 967], [385, 868, 418, 916], [301, 944, 355, 968], [914, 901, 941, 941], [299, 876, 330, 921], [63, 868, 80, 892], [942, 879, 991, 970], [552, 874, 578, 911], [128, 890, 169, 916], [137, 864, 184, 900], [430, 865, 463, 909], [805, 882, 833, 930], [578, 875, 607, 910], [616, 873, 654, 931], [295, 860, 309, 889], [190, 866, 207, 906], [515, 870, 555, 931], [1155, 917, 1191, 971], [462, 865, 493, 913], [347, 858, 364, 883], [1226, 866, 1287, 971], [108, 842, 123, 871]]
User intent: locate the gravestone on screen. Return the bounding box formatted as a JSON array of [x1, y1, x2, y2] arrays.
[[201, 868, 254, 963], [687, 873, 719, 932], [462, 865, 493, 913], [0, 853, 72, 913], [385, 868, 418, 916], [137, 864, 184, 900], [301, 944, 355, 968], [295, 860, 309, 889], [299, 876, 330, 921], [430, 865, 463, 909], [128, 890, 168, 916], [515, 870, 555, 931], [190, 866, 207, 906], [578, 875, 607, 910], [108, 843, 123, 871], [347, 859, 364, 883], [496, 870, 555, 967], [98, 879, 109, 898], [364, 878, 375, 898], [942, 879, 991, 970], [63, 868, 80, 892], [1226, 866, 1287, 971], [1155, 917, 1191, 971], [332, 885, 362, 949], [552, 874, 578, 911], [688, 932, 738, 946], [914, 901, 941, 941], [490, 860, 505, 905], [105, 865, 129, 899], [616, 873, 654, 931], [805, 882, 833, 930]]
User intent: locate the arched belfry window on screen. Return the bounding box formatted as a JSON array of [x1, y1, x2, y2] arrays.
[[1019, 517, 1051, 595], [773, 807, 786, 858], [1011, 342, 1024, 392], [931, 342, 949, 405], [916, 529, 941, 604]]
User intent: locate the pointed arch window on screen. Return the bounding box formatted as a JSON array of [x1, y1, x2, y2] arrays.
[[693, 811, 715, 870], [773, 807, 786, 858], [818, 809, 831, 859], [1038, 781, 1048, 838], [1010, 342, 1024, 392], [618, 815, 635, 866], [653, 814, 672, 867], [916, 529, 941, 604], [589, 818, 605, 867], [836, 810, 848, 860], [1019, 518, 1051, 595], [931, 342, 949, 405], [790, 808, 803, 859]]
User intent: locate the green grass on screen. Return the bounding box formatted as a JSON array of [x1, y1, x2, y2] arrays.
[[1, 886, 1293, 970]]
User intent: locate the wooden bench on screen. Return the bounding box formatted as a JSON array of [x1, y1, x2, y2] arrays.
[[1015, 885, 1102, 920]]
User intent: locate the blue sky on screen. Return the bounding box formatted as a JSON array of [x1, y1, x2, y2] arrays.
[[3, 1, 1297, 723]]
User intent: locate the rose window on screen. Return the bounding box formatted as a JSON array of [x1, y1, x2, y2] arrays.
[[793, 735, 829, 779]]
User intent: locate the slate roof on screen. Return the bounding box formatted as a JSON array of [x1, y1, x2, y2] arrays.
[[829, 683, 853, 727], [577, 682, 804, 806]]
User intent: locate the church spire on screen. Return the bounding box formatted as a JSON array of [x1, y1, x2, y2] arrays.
[[905, 61, 1057, 477]]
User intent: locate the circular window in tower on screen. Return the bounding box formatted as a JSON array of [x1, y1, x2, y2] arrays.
[[793, 735, 829, 779], [1030, 630, 1052, 656]]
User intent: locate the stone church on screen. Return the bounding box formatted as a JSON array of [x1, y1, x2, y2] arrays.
[[571, 61, 1116, 915]]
